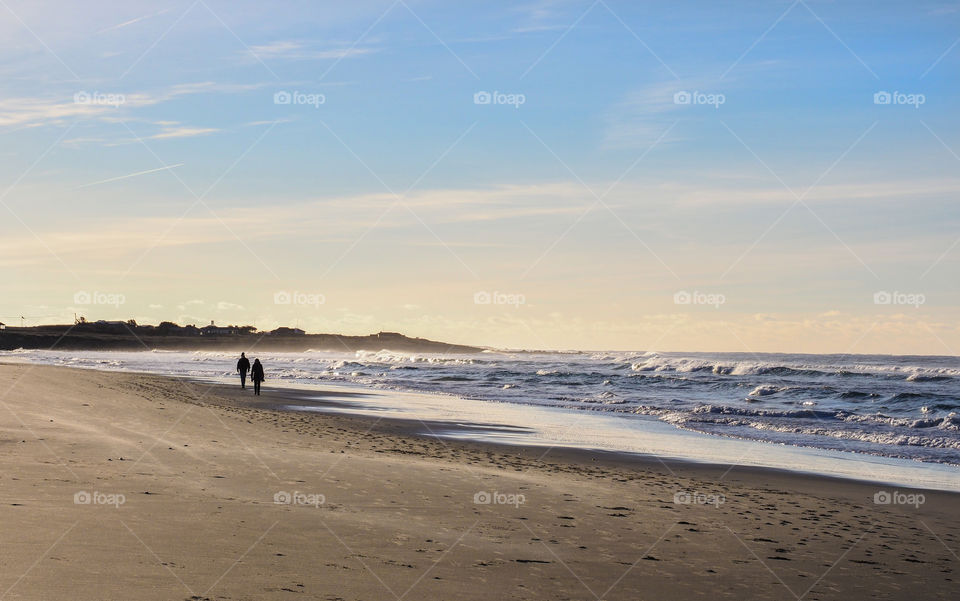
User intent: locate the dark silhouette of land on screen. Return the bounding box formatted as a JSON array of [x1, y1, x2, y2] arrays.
[[0, 320, 482, 353]]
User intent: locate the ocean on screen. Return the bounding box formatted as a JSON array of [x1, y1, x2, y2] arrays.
[[4, 348, 958, 469]]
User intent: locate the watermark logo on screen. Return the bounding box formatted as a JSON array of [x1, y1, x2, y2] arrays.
[[74, 490, 125, 507], [873, 291, 925, 308], [473, 490, 525, 507], [274, 290, 325, 308], [74, 91, 126, 107], [274, 90, 325, 108], [674, 90, 725, 108], [274, 490, 325, 507], [873, 91, 924, 108], [874, 490, 924, 508], [474, 290, 526, 307], [473, 90, 526, 108], [673, 490, 725, 507], [73, 291, 125, 307], [674, 290, 725, 308]]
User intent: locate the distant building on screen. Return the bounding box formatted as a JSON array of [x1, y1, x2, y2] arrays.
[[200, 321, 236, 336], [0, 322, 5, 330], [270, 327, 305, 336]]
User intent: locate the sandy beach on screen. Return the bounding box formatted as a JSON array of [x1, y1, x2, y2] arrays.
[[1, 363, 957, 600]]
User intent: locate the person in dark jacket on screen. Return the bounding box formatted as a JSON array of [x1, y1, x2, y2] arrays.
[[251, 358, 265, 396], [236, 352, 251, 389]]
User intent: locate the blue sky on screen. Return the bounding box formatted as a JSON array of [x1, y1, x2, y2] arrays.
[[1, 0, 959, 353]]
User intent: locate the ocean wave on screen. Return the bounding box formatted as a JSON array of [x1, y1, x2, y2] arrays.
[[684, 404, 841, 420], [748, 384, 785, 397], [580, 391, 628, 405], [629, 357, 835, 378], [624, 355, 960, 382], [329, 360, 364, 370], [888, 392, 959, 404], [740, 422, 960, 451], [648, 404, 957, 430], [653, 406, 960, 457], [840, 390, 881, 399], [354, 350, 481, 366], [905, 373, 954, 382]]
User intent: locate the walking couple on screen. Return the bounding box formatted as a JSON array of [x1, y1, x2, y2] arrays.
[[236, 353, 265, 395]]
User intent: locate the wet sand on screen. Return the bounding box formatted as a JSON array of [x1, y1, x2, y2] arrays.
[[0, 363, 956, 600]]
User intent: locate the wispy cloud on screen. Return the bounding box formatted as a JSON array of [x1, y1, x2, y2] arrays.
[[603, 80, 684, 149], [0, 97, 113, 128], [8, 175, 952, 269], [510, 0, 580, 33], [928, 3, 960, 16], [603, 78, 729, 148], [0, 81, 270, 131], [641, 178, 960, 207], [0, 182, 592, 266], [248, 40, 377, 61], [149, 125, 218, 140], [243, 118, 294, 127]]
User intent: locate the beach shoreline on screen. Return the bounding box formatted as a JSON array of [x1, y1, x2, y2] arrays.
[[1, 363, 957, 600], [4, 347, 957, 474]]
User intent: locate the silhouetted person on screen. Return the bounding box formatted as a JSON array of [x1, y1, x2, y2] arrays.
[[236, 352, 250, 389], [251, 358, 264, 396]]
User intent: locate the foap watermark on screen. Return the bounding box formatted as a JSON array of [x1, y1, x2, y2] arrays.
[[74, 90, 126, 107], [873, 91, 925, 108], [673, 490, 725, 507], [874, 490, 924, 508], [474, 290, 525, 307], [274, 490, 325, 507], [473, 491, 525, 507], [274, 290, 325, 308], [74, 291, 125, 307], [674, 90, 725, 108], [274, 90, 325, 108], [473, 90, 526, 108], [74, 490, 125, 507], [674, 290, 725, 308], [874, 291, 925, 308]]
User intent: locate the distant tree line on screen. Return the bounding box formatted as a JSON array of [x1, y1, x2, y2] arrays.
[[73, 319, 305, 336]]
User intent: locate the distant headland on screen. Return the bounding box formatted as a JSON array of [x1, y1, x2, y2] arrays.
[[0, 319, 483, 354]]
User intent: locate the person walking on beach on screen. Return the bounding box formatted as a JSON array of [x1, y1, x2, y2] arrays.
[[251, 358, 265, 396], [236, 352, 250, 389]]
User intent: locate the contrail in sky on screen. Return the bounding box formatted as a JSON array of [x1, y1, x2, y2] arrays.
[[76, 163, 184, 189]]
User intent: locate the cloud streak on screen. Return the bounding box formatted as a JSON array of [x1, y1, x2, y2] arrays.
[[248, 40, 378, 61], [95, 8, 170, 35], [0, 81, 271, 130], [149, 126, 218, 140]]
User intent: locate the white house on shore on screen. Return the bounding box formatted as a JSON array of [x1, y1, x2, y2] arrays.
[[200, 321, 239, 336]]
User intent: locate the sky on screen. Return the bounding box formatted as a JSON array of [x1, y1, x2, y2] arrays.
[[1, 0, 958, 354]]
